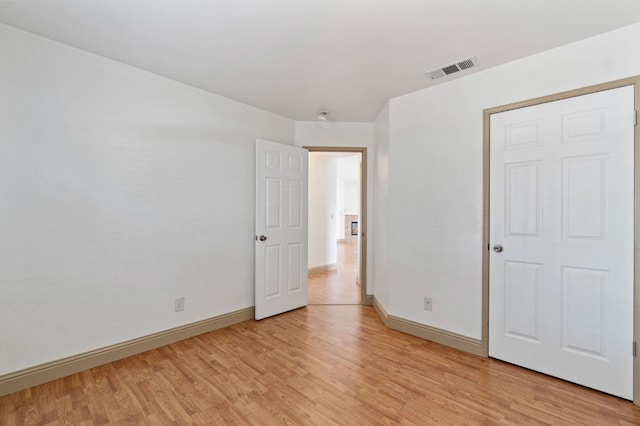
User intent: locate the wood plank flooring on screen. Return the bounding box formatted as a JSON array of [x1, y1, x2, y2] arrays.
[[1, 303, 639, 425], [308, 241, 360, 305]]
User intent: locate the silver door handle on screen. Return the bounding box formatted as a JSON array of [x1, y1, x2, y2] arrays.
[[259, 235, 267, 242], [492, 244, 503, 253]]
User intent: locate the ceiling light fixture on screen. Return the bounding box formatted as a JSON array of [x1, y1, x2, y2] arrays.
[[317, 111, 329, 121]]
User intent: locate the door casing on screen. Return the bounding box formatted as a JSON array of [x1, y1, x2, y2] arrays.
[[482, 76, 640, 405], [305, 146, 370, 305]]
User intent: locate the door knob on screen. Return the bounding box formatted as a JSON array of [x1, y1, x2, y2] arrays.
[[492, 244, 504, 253], [259, 235, 267, 241]]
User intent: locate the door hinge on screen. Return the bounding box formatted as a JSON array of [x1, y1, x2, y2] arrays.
[[635, 110, 638, 127], [634, 341, 637, 357]]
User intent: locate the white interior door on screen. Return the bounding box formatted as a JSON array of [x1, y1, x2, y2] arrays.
[[255, 139, 308, 320], [489, 86, 635, 399]]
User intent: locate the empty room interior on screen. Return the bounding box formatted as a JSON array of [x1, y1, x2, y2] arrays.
[[2, 1, 640, 424]]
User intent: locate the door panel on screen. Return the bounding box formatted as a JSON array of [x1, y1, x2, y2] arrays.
[[489, 86, 634, 399], [561, 266, 606, 357], [504, 260, 541, 342], [562, 155, 607, 239], [255, 139, 308, 320], [505, 161, 542, 237]]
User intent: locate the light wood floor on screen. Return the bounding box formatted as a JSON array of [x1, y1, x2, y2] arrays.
[[308, 241, 360, 305], [1, 244, 638, 424], [2, 303, 640, 425]]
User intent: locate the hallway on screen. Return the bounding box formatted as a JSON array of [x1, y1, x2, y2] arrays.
[[308, 241, 360, 305]]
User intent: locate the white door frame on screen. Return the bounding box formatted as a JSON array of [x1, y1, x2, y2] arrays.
[[305, 146, 370, 305], [482, 76, 640, 405]]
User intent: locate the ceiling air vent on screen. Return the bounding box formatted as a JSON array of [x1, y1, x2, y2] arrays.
[[425, 56, 479, 80]]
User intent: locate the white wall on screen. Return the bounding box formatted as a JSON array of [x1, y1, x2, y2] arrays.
[[342, 181, 359, 213], [336, 155, 360, 240], [295, 122, 375, 293], [373, 103, 390, 308], [383, 23, 640, 339], [0, 24, 294, 375], [308, 153, 338, 268], [337, 155, 360, 213], [336, 179, 345, 240]]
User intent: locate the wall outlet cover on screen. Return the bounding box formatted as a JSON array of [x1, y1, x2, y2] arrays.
[[175, 297, 185, 312], [423, 296, 433, 312]]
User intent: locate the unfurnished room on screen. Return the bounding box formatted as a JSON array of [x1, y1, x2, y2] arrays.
[[2, 1, 640, 424]]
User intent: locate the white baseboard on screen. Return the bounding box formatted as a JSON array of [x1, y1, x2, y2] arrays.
[[372, 296, 484, 357], [1, 299, 486, 397], [308, 263, 338, 275], [0, 307, 254, 397]]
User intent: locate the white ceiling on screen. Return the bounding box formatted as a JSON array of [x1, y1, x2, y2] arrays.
[[2, 1, 640, 122]]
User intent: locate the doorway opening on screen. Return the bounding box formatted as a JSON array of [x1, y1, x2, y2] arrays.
[[305, 147, 367, 305]]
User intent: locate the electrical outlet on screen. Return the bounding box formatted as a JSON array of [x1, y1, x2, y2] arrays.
[[423, 296, 433, 312], [175, 297, 185, 312]]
